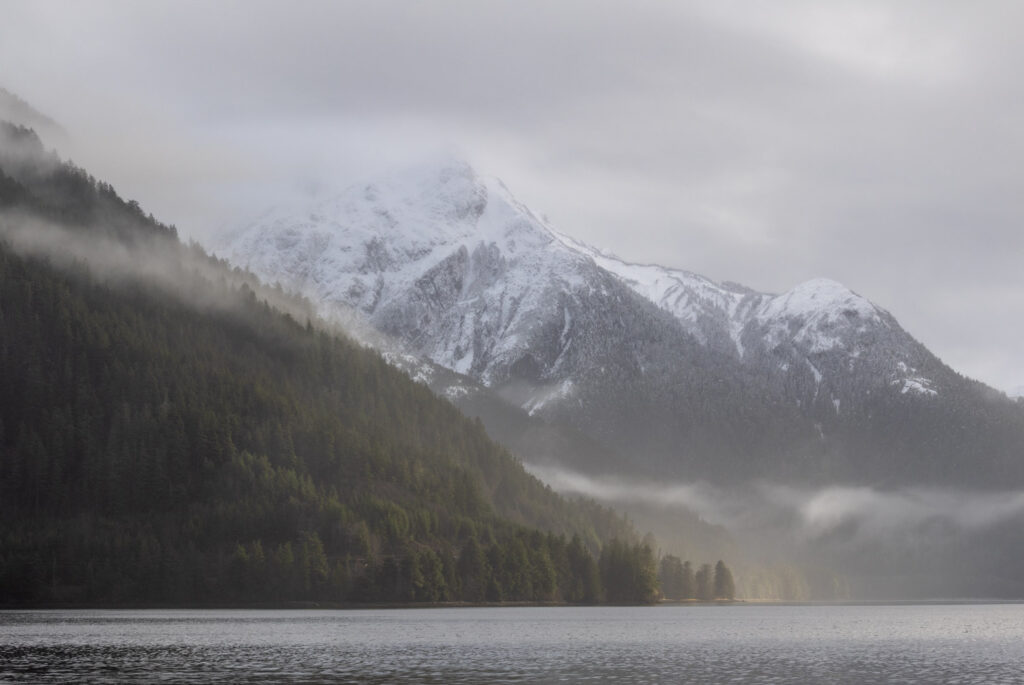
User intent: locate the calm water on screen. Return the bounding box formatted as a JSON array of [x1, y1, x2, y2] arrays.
[[2, 604, 1024, 683]]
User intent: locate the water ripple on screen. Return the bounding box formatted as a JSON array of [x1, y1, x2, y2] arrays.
[[2, 605, 1023, 683]]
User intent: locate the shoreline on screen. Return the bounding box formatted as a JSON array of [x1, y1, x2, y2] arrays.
[[7, 598, 1023, 611], [0, 599, 742, 611]]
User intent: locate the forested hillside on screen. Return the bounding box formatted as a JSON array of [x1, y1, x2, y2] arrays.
[[0, 124, 665, 605]]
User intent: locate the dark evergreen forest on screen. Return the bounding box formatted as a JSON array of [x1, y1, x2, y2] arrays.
[[0, 123, 684, 606]]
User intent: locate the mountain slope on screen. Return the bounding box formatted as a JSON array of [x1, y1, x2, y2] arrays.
[[0, 125, 667, 605], [220, 157, 1024, 487]]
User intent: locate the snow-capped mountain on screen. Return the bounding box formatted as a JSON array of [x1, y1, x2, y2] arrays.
[[218, 156, 1024, 486], [221, 156, 931, 400], [567, 238, 941, 408], [222, 157, 603, 386]]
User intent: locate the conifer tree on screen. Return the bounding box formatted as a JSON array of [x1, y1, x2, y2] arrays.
[[714, 560, 736, 600], [695, 563, 714, 601], [680, 560, 695, 600], [659, 555, 684, 600]]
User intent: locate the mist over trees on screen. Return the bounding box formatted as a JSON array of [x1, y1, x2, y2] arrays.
[[0, 123, 687, 607]]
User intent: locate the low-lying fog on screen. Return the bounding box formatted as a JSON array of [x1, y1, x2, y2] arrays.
[[528, 463, 1024, 540], [526, 463, 1024, 600]]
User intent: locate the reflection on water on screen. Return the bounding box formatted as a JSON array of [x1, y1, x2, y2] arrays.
[[2, 605, 1023, 683]]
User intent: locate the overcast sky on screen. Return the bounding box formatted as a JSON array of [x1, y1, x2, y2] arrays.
[[2, 0, 1021, 391]]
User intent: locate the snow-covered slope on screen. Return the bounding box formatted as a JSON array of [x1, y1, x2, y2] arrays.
[[221, 156, 614, 390], [217, 156, 1024, 485]]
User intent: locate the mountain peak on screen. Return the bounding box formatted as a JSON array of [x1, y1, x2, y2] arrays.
[[762, 278, 878, 322], [792, 276, 850, 292], [353, 151, 486, 227], [217, 153, 583, 335], [385, 149, 477, 189]]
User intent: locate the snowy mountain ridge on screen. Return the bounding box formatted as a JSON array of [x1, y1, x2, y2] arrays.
[[576, 238, 891, 358]]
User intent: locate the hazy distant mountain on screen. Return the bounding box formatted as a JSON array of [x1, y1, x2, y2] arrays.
[[219, 156, 1024, 487]]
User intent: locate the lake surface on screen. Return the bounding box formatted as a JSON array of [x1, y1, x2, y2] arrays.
[[2, 604, 1023, 683]]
